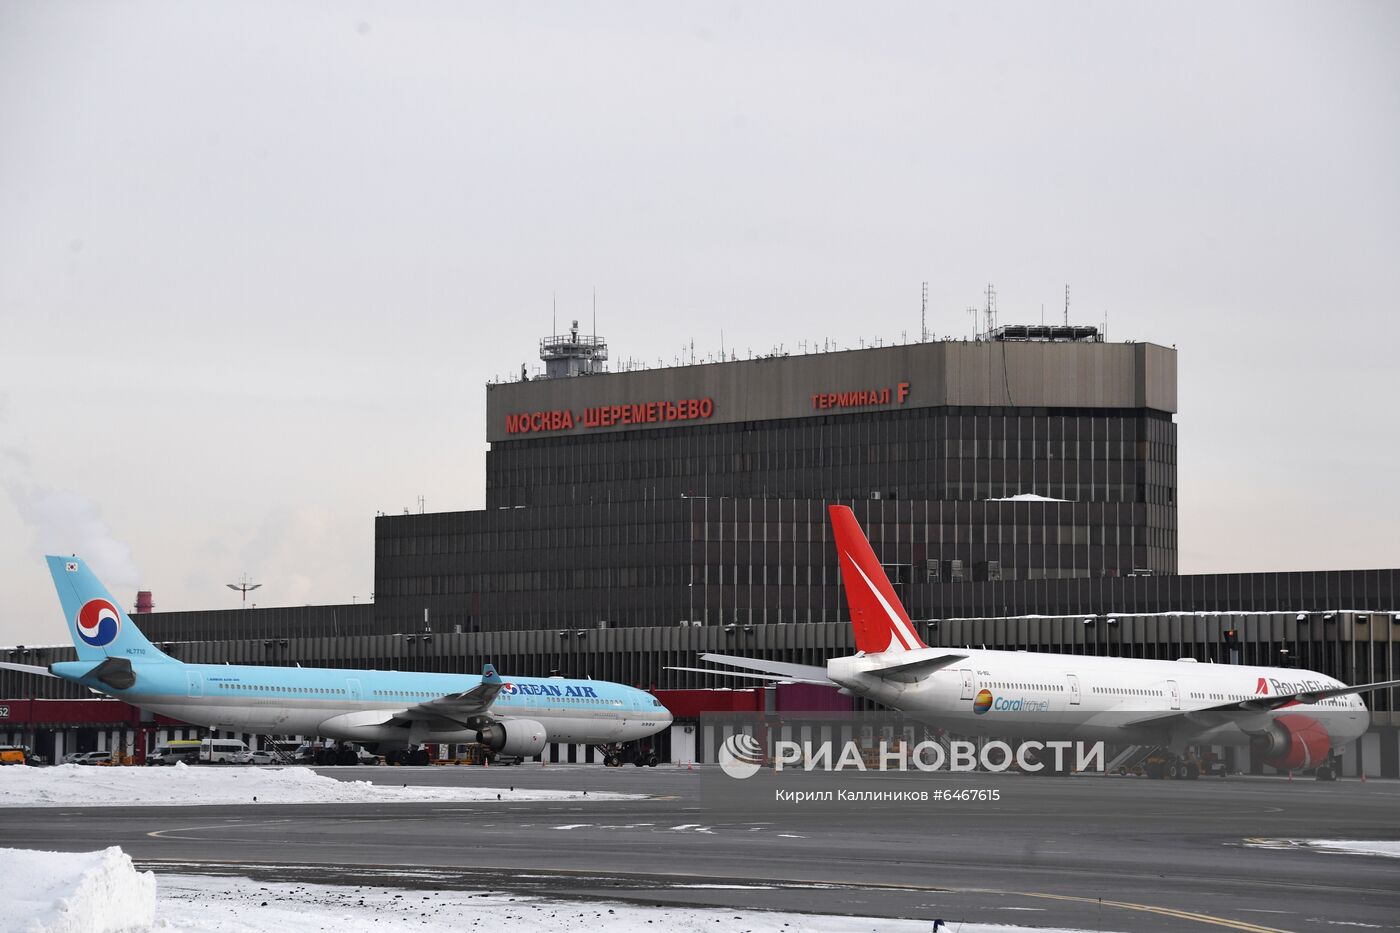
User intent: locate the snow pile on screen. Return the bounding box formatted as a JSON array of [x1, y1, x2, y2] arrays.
[[986, 493, 1068, 502], [0, 763, 639, 808], [8, 846, 155, 933]]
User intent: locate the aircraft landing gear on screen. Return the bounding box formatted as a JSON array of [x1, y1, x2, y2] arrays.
[[1314, 754, 1341, 782]]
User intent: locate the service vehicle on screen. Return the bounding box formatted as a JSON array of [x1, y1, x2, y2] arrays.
[[148, 740, 202, 766]]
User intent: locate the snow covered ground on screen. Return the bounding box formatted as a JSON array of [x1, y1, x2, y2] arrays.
[[5, 845, 1124, 933], [1305, 839, 1400, 858], [1246, 838, 1400, 859], [0, 763, 639, 808]]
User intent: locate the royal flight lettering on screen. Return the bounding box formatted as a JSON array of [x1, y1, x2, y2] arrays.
[[1267, 677, 1333, 695]]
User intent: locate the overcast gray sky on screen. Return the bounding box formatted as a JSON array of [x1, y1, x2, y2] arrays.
[[2, 1, 1397, 647]]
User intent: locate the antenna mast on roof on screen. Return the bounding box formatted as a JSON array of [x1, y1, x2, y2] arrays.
[[921, 281, 928, 342], [1064, 284, 1070, 326], [984, 283, 997, 335]]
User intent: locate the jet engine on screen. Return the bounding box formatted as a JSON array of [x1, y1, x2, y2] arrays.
[[477, 719, 547, 757], [1249, 713, 1331, 771]]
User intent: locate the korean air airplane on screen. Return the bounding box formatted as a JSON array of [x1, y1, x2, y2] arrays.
[[0, 557, 671, 763], [678, 506, 1400, 781]]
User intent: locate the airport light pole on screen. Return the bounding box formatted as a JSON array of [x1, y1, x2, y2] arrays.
[[227, 574, 262, 609]]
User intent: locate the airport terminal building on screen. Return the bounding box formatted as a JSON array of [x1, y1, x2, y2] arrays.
[[4, 323, 1399, 774], [376, 328, 1180, 633]]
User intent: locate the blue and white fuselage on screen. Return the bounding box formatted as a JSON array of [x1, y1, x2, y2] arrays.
[[7, 557, 671, 756]]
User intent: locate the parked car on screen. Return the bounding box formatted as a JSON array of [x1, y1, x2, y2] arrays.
[[71, 751, 112, 766], [232, 750, 278, 765]]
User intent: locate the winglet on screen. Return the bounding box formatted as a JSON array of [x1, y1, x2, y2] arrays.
[[829, 506, 927, 654]]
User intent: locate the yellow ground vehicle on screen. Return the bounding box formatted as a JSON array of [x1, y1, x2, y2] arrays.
[[0, 745, 34, 765]]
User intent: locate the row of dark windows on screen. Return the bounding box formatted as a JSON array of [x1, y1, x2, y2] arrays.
[[377, 518, 1170, 559], [486, 407, 1175, 509], [377, 498, 1171, 556]]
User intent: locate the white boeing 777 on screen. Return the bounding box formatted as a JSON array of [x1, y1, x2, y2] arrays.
[[676, 506, 1398, 780]]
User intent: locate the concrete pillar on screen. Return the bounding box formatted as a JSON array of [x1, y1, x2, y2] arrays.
[[1358, 731, 1381, 778], [1380, 726, 1400, 779], [669, 724, 696, 765]]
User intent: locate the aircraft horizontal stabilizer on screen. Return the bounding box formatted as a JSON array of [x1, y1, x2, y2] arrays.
[[863, 652, 967, 680], [665, 665, 830, 686], [698, 653, 831, 683], [0, 660, 56, 679]]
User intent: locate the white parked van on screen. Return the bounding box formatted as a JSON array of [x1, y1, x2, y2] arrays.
[[201, 738, 248, 764], [148, 740, 202, 765]]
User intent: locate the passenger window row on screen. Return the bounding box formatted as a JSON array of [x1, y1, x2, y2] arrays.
[[218, 684, 346, 695]]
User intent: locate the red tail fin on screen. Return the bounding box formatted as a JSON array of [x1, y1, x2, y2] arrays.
[[828, 505, 926, 654]]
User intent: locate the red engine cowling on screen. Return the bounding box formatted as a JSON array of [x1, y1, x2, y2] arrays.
[[1250, 714, 1332, 771]]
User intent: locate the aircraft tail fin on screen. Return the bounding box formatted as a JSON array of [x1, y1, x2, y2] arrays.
[[828, 506, 927, 655], [47, 556, 174, 664]]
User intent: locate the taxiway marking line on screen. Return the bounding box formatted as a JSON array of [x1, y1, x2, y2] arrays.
[[1014, 891, 1293, 933]]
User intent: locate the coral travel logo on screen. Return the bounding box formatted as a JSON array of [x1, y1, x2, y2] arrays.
[[719, 733, 765, 779], [972, 689, 994, 715], [75, 598, 121, 648]]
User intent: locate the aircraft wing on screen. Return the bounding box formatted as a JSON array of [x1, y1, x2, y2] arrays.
[[1120, 676, 1400, 729], [396, 663, 508, 726], [0, 661, 56, 678]]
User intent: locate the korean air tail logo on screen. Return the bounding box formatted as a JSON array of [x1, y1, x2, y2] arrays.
[[76, 598, 121, 647], [719, 733, 764, 779]]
